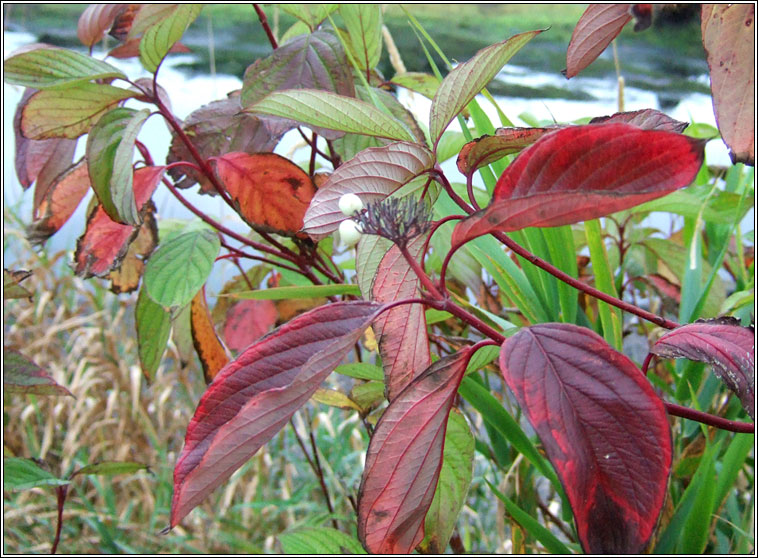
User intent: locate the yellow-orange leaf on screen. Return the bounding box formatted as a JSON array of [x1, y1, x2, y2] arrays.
[[191, 287, 230, 384], [214, 152, 316, 236]]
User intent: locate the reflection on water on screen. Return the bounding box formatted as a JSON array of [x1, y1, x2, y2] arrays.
[[1, 29, 737, 264]]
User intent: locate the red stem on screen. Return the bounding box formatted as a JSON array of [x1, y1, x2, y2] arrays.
[[254, 4, 278, 49], [420, 214, 466, 273], [665, 402, 754, 433]]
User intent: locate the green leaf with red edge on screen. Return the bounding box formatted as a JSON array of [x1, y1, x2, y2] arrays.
[[452, 123, 705, 245], [77, 4, 128, 47], [170, 300, 385, 527], [3, 46, 127, 89], [358, 347, 473, 554], [20, 83, 137, 140], [241, 31, 355, 110], [27, 160, 91, 246], [303, 142, 434, 240], [138, 4, 202, 73], [564, 4, 632, 79], [14, 88, 77, 191], [429, 30, 542, 148], [213, 152, 317, 236], [87, 107, 151, 225], [144, 226, 220, 311], [701, 4, 755, 165], [135, 283, 171, 382], [3, 349, 73, 397], [74, 166, 163, 278], [190, 287, 230, 384], [499, 323, 672, 554], [652, 317, 755, 419]]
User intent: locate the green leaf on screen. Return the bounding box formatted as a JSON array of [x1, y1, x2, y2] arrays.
[[429, 30, 542, 148], [420, 409, 474, 553], [340, 5, 383, 70], [73, 461, 150, 477], [280, 4, 338, 30], [139, 4, 203, 73], [335, 363, 384, 381], [4, 47, 127, 89], [350, 381, 385, 410], [87, 107, 151, 225], [144, 227, 220, 310], [135, 285, 172, 381], [486, 479, 572, 554], [20, 83, 137, 140], [246, 89, 414, 142], [278, 526, 366, 554], [3, 458, 69, 491], [3, 349, 73, 397], [226, 283, 361, 300]]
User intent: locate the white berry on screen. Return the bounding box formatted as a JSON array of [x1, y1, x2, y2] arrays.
[[338, 193, 364, 217], [339, 219, 363, 247]]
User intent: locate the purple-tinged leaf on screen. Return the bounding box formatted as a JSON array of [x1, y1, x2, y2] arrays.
[[3, 349, 73, 397], [564, 5, 632, 79], [456, 126, 560, 175], [171, 300, 385, 527], [590, 108, 689, 132], [303, 142, 434, 240], [358, 347, 473, 554], [499, 323, 672, 554], [452, 123, 705, 245], [652, 317, 755, 419], [429, 30, 542, 148], [701, 4, 755, 165], [370, 236, 431, 401], [77, 4, 128, 47]]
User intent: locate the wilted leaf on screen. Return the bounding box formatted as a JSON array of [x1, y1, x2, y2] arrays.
[[191, 287, 229, 384], [138, 4, 202, 72], [246, 89, 414, 143], [429, 30, 542, 147], [564, 5, 632, 79], [499, 323, 672, 553], [21, 83, 137, 140], [170, 301, 385, 527], [420, 409, 474, 553], [78, 4, 129, 47], [303, 142, 434, 239], [241, 31, 354, 109], [3, 46, 127, 89], [27, 160, 91, 245], [144, 226, 220, 311], [652, 317, 755, 419], [213, 152, 316, 236], [456, 126, 558, 175], [222, 299, 278, 353], [590, 108, 689, 132], [167, 96, 288, 192], [701, 4, 755, 165], [358, 348, 473, 554], [3, 349, 73, 397], [74, 166, 162, 278], [87, 107, 151, 225], [340, 5, 383, 70], [108, 4, 140, 41], [135, 284, 171, 381], [3, 458, 69, 491], [452, 123, 705, 245], [107, 206, 159, 294], [3, 269, 33, 301]]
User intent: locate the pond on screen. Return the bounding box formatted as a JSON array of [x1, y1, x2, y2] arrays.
[[1, 23, 735, 266]]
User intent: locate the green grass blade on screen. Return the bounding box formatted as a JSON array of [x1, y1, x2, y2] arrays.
[[226, 284, 361, 300], [584, 219, 622, 349]]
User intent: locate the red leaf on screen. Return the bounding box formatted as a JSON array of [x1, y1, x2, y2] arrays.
[[27, 160, 91, 245], [371, 236, 431, 401], [77, 4, 128, 47], [499, 323, 672, 553], [214, 152, 316, 236], [652, 317, 755, 419], [589, 108, 689, 133], [701, 4, 755, 165], [452, 123, 705, 245], [564, 4, 632, 79], [171, 300, 385, 527], [223, 299, 278, 353], [358, 347, 472, 554], [74, 166, 163, 277]]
